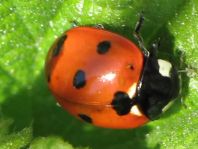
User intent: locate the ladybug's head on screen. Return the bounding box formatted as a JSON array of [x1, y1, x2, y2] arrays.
[[136, 52, 180, 120]]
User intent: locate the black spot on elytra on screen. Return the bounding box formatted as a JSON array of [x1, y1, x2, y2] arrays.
[[128, 64, 134, 70], [97, 41, 111, 54], [73, 70, 86, 89], [78, 114, 92, 123], [111, 91, 133, 115], [52, 34, 67, 56]]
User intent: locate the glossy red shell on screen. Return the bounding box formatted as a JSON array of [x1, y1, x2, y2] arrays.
[[45, 27, 149, 128]]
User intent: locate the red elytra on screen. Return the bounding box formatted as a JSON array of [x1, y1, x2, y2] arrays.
[[46, 26, 150, 128]]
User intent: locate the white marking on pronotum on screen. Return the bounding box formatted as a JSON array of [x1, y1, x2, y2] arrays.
[[158, 59, 172, 77], [130, 105, 143, 116], [127, 83, 137, 98]]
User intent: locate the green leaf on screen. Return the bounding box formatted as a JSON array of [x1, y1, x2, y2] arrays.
[[29, 136, 75, 149], [0, 125, 32, 149], [0, 0, 197, 149]]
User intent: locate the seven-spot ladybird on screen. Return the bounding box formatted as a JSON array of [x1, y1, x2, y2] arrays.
[[45, 17, 179, 129]]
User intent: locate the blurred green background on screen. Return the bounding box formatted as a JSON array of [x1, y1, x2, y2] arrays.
[[0, 0, 198, 149]]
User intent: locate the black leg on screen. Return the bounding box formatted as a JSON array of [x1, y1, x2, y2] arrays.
[[71, 20, 78, 28], [150, 38, 160, 57], [133, 12, 149, 57], [134, 12, 144, 35], [94, 24, 104, 29]]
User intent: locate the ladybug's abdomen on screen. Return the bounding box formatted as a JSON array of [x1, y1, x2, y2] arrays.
[[46, 27, 148, 128]]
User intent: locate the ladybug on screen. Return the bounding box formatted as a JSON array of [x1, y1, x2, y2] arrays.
[[45, 16, 179, 129]]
